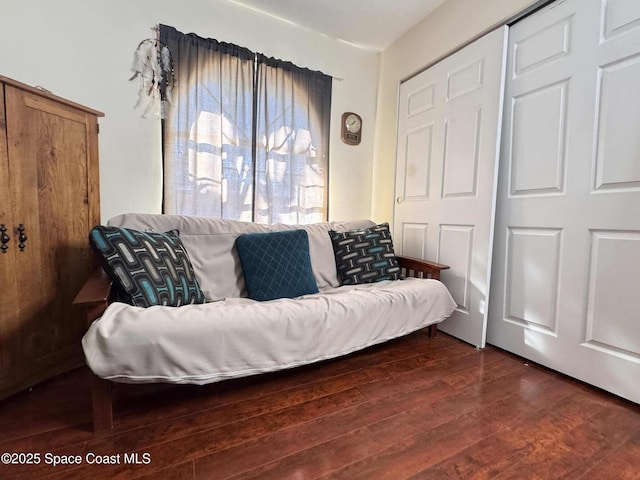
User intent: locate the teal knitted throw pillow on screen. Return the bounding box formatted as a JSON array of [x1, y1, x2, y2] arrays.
[[236, 229, 319, 301]]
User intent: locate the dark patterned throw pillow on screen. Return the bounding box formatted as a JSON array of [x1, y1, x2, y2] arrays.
[[329, 223, 402, 285], [236, 229, 319, 301], [89, 226, 206, 307]]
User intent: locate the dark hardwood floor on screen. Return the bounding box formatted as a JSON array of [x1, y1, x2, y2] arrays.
[[0, 331, 638, 479]]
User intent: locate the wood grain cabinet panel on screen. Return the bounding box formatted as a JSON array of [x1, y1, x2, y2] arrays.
[[0, 74, 103, 400]]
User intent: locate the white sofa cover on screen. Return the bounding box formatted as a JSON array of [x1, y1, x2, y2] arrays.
[[82, 214, 457, 385]]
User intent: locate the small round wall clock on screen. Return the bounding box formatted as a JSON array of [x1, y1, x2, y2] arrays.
[[341, 112, 362, 145]]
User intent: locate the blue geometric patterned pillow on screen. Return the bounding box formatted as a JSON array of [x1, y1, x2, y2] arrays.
[[89, 226, 206, 307], [236, 229, 319, 301], [329, 223, 402, 285]]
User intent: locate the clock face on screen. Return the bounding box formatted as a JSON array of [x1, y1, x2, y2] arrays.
[[341, 112, 362, 145], [345, 113, 362, 133]]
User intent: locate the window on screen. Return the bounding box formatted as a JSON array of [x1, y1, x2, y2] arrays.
[[160, 25, 332, 224]]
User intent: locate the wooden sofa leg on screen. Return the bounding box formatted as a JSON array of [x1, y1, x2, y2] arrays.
[[91, 374, 113, 432], [427, 324, 438, 338]]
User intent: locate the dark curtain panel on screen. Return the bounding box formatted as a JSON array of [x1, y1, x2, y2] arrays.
[[160, 25, 255, 219], [255, 55, 332, 224], [160, 25, 331, 223]]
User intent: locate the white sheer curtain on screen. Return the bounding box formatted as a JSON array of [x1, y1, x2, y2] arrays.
[[160, 25, 331, 223]]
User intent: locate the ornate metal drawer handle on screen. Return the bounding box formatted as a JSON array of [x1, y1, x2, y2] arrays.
[[0, 224, 9, 253], [18, 224, 27, 252]]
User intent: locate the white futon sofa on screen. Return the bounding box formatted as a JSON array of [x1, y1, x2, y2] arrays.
[[75, 213, 456, 431]]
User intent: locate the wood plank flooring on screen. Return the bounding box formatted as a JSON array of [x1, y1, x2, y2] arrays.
[[0, 331, 638, 479]]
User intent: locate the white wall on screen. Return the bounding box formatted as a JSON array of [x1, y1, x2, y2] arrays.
[[372, 0, 541, 222], [0, 0, 379, 222]]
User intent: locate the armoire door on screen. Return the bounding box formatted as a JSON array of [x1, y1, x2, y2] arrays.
[[488, 0, 640, 404], [0, 83, 22, 391], [394, 27, 508, 348], [2, 81, 101, 394]]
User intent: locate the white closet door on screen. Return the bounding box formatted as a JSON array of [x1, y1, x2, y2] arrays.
[[394, 27, 508, 348], [488, 0, 640, 404]]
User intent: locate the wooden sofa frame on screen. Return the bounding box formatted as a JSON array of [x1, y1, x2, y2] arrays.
[[73, 255, 450, 432]]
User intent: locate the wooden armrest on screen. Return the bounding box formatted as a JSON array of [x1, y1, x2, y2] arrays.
[[73, 267, 112, 305], [73, 268, 113, 324], [396, 255, 450, 281]]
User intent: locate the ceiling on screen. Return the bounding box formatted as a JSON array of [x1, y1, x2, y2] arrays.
[[227, 0, 448, 51]]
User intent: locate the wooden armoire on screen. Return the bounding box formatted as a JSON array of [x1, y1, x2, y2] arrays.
[[0, 74, 103, 400]]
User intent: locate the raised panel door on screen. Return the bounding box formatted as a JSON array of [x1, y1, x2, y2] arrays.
[[488, 0, 640, 404], [394, 27, 508, 348], [4, 84, 100, 385], [0, 82, 22, 393]]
